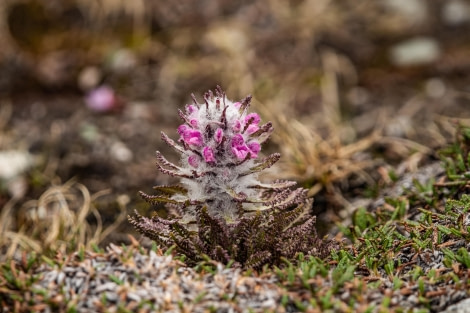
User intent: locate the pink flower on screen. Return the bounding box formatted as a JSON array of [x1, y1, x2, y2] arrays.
[[247, 141, 261, 158], [231, 134, 245, 147], [244, 113, 260, 125], [243, 113, 261, 135], [231, 134, 250, 160], [177, 124, 189, 135], [188, 154, 200, 168], [85, 86, 116, 112], [232, 120, 242, 133], [203, 146, 215, 163], [182, 129, 203, 146], [214, 128, 223, 144], [246, 124, 259, 135], [233, 102, 241, 109], [190, 119, 198, 128], [186, 104, 198, 115], [231, 145, 249, 160]]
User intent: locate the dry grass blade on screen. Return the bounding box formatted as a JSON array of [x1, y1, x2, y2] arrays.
[[0, 180, 126, 261]]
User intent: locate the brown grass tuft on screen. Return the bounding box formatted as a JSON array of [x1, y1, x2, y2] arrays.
[[0, 180, 127, 261]]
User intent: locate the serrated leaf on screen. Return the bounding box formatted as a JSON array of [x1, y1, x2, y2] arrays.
[[153, 185, 188, 195], [156, 151, 180, 170], [243, 153, 280, 176], [154, 152, 196, 178], [249, 180, 297, 190], [178, 109, 192, 125], [139, 191, 192, 206], [161, 132, 186, 154], [251, 122, 273, 144]]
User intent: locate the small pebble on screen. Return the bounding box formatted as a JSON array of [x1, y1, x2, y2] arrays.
[[390, 37, 441, 67]]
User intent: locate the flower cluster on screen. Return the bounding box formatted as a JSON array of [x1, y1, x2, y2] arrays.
[[176, 95, 263, 167]]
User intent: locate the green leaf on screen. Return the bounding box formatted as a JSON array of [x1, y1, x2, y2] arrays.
[[352, 207, 375, 232], [456, 247, 470, 268]]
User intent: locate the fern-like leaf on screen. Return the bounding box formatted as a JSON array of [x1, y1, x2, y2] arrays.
[[161, 132, 186, 154], [243, 153, 280, 176], [139, 191, 190, 206], [245, 250, 272, 269], [213, 245, 231, 264], [155, 151, 181, 171], [152, 185, 188, 195], [197, 207, 230, 247], [249, 180, 297, 190], [178, 109, 191, 125], [264, 188, 307, 210], [269, 202, 308, 231], [127, 212, 172, 246]]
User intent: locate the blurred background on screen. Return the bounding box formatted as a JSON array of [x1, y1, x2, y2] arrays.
[[2, 0, 470, 259]]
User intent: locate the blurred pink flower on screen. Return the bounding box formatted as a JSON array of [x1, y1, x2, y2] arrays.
[[85, 85, 116, 112]]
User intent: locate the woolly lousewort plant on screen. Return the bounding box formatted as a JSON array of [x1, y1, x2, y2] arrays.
[[129, 87, 328, 269]]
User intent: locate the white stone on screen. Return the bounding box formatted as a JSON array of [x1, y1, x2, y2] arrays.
[[382, 0, 428, 24], [442, 298, 470, 313], [390, 37, 441, 67], [109, 49, 137, 74], [78, 66, 102, 91], [111, 141, 133, 162], [442, 0, 470, 25], [0, 150, 33, 180], [425, 78, 446, 98]]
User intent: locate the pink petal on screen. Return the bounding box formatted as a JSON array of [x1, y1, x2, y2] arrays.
[[230, 135, 250, 159], [183, 129, 203, 146], [203, 146, 215, 163], [178, 124, 190, 135], [232, 120, 242, 132], [246, 124, 259, 135], [233, 102, 241, 109], [244, 113, 260, 125], [85, 86, 116, 112], [247, 141, 261, 158], [214, 128, 223, 144], [231, 134, 245, 147], [186, 104, 198, 115], [231, 146, 249, 160], [188, 154, 200, 168]]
